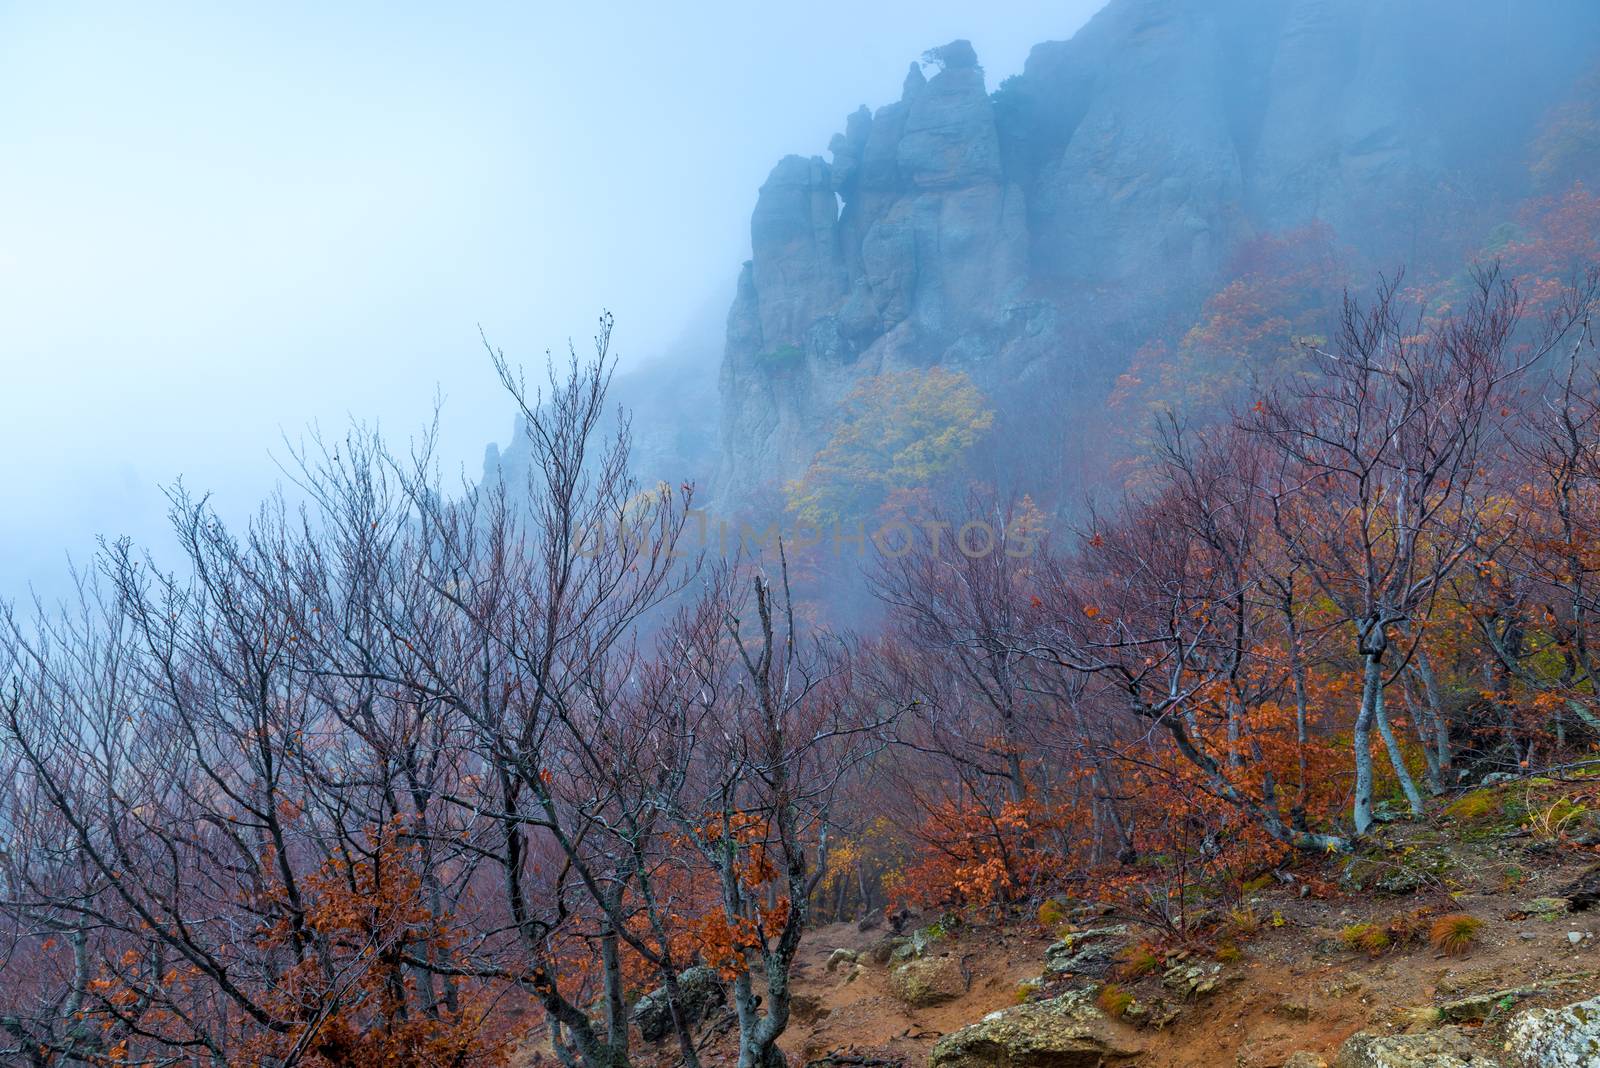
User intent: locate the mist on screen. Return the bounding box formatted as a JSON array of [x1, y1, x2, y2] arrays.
[[0, 1, 1105, 603], [8, 5, 1600, 1065]]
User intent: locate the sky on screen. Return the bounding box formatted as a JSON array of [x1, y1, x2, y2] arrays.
[[0, 1, 1107, 603]]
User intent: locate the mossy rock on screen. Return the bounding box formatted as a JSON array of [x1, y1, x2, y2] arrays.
[[1524, 897, 1570, 920], [868, 936, 909, 965], [1507, 993, 1600, 1067], [1333, 1026, 1483, 1068], [930, 989, 1144, 1068], [1438, 984, 1545, 1022], [890, 924, 946, 962], [1160, 961, 1221, 999], [889, 956, 964, 1007], [1043, 925, 1130, 978]]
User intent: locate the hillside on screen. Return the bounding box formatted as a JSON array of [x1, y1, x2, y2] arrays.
[[619, 776, 1600, 1068]]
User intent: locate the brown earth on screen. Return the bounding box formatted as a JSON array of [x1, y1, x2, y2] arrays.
[[580, 779, 1600, 1067]]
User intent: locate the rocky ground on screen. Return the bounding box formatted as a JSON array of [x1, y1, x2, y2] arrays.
[[599, 774, 1600, 1067]]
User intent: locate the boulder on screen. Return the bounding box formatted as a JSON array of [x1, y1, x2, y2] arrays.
[[867, 935, 908, 965], [630, 965, 725, 1043], [889, 955, 964, 1007], [929, 989, 1144, 1068], [1333, 1027, 1493, 1068], [1505, 993, 1600, 1067], [890, 924, 944, 962], [824, 948, 858, 973]]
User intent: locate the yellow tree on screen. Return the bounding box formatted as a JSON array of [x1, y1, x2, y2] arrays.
[[786, 367, 993, 527]]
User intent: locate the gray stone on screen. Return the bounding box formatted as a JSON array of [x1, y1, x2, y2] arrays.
[[1506, 993, 1600, 1067], [1043, 925, 1131, 979], [630, 964, 725, 1044], [929, 989, 1144, 1068], [1161, 960, 1222, 999], [1333, 1027, 1495, 1068], [867, 935, 908, 965], [1334, 1026, 1495, 1068]]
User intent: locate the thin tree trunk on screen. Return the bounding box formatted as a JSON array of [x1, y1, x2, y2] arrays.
[[1414, 646, 1453, 789], [1353, 653, 1381, 836], [1372, 677, 1424, 816], [1401, 671, 1442, 796]]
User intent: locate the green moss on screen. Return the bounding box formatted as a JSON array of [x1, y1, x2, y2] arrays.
[[1445, 790, 1500, 823]]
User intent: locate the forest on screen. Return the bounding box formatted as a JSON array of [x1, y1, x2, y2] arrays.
[[11, 2, 1600, 1066], [5, 174, 1600, 1067]]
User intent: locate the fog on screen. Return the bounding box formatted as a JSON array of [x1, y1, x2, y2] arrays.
[[0, 1, 1106, 604]]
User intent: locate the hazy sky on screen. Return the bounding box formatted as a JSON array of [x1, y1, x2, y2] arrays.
[[0, 1, 1106, 602]]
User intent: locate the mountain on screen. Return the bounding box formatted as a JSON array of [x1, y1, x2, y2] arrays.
[[715, 0, 1600, 505]]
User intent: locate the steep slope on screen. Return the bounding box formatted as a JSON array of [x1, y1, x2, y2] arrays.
[[716, 0, 1600, 504]]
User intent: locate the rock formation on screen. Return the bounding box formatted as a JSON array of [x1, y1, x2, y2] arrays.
[[716, 0, 1600, 503]]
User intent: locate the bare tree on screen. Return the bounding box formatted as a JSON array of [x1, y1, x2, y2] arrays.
[[1249, 268, 1569, 833]]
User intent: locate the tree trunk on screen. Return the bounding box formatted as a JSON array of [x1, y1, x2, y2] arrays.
[[1353, 653, 1381, 836], [1372, 679, 1424, 817]]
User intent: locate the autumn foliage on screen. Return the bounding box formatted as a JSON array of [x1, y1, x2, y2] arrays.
[[5, 164, 1600, 1067]]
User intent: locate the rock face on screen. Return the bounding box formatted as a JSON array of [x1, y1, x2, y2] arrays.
[[716, 0, 1600, 503], [1506, 993, 1600, 1067], [929, 990, 1144, 1068], [629, 965, 725, 1043]]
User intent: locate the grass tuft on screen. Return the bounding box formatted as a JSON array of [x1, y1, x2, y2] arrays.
[[1225, 905, 1262, 939], [1429, 913, 1484, 957], [1340, 922, 1391, 957], [1097, 983, 1134, 1018], [1036, 898, 1067, 930], [1112, 944, 1160, 982]]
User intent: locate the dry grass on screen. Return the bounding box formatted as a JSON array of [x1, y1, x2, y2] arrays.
[[1097, 983, 1134, 1018], [1112, 944, 1161, 981], [1340, 922, 1392, 957], [1225, 905, 1262, 939], [1429, 913, 1484, 957], [1527, 796, 1588, 842]]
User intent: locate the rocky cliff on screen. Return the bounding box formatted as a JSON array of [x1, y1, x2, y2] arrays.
[[717, 0, 1600, 502]]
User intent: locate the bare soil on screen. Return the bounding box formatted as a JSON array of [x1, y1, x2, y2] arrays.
[[610, 781, 1600, 1067]]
